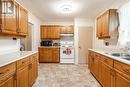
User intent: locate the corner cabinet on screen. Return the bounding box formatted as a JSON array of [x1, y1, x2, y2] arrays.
[[0, 0, 28, 38], [96, 9, 119, 39]]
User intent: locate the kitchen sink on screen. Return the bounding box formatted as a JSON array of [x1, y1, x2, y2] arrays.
[[105, 52, 121, 57], [105, 52, 130, 61], [123, 58, 130, 61]]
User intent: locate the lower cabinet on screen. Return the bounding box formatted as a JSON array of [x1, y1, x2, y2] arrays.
[[39, 47, 60, 63], [0, 76, 16, 87], [114, 70, 130, 87], [29, 54, 38, 86], [0, 63, 16, 87], [88, 50, 130, 87], [17, 66, 29, 87], [0, 53, 38, 87], [101, 63, 113, 87], [114, 60, 130, 87]]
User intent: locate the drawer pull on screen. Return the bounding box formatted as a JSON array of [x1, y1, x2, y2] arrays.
[[0, 73, 4, 77], [22, 61, 25, 64]]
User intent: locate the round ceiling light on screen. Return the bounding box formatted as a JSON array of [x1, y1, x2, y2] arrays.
[[60, 4, 72, 13]]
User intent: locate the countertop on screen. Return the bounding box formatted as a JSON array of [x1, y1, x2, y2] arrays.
[[0, 51, 38, 67], [39, 46, 60, 48], [89, 49, 130, 65]]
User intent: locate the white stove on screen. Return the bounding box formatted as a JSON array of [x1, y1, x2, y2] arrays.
[[60, 41, 75, 63]]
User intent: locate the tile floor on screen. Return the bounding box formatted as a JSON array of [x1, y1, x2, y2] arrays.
[[32, 63, 101, 87]]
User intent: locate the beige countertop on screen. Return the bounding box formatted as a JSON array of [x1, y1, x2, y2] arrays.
[[89, 49, 130, 65], [0, 51, 38, 67]]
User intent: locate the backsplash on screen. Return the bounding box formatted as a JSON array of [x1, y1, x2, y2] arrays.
[[0, 39, 20, 55]]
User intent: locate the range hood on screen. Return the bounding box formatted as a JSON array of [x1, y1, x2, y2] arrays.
[[60, 34, 74, 37]]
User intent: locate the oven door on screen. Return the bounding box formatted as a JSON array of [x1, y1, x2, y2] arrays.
[[60, 47, 74, 58]]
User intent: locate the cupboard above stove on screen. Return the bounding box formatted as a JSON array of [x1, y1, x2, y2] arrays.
[[40, 25, 74, 40]]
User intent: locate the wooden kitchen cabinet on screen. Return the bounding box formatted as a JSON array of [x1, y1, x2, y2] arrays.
[[100, 62, 113, 87], [0, 0, 18, 34], [61, 26, 74, 34], [88, 51, 114, 87], [52, 48, 60, 63], [16, 57, 30, 87], [0, 0, 28, 37], [114, 61, 130, 87], [0, 63, 16, 87], [88, 50, 130, 87], [40, 25, 60, 39], [88, 51, 100, 81], [0, 53, 38, 87], [18, 5, 28, 36], [29, 54, 38, 86], [39, 47, 60, 63], [96, 9, 119, 39]]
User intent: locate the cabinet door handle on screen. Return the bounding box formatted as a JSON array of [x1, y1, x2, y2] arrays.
[[0, 73, 4, 77]]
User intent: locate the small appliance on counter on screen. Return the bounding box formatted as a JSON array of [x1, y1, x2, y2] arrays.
[[40, 40, 53, 46]]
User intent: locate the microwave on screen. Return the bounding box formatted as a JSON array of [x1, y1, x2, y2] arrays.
[[40, 41, 53, 46]]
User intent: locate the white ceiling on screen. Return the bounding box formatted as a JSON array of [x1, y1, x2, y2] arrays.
[[17, 0, 128, 22]]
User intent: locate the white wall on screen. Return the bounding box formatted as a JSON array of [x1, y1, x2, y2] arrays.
[[28, 12, 42, 51], [74, 18, 94, 64], [0, 39, 20, 54]]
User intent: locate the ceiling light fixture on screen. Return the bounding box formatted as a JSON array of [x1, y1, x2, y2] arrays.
[[60, 4, 72, 13]]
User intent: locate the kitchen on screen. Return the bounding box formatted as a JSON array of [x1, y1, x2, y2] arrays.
[[0, 0, 130, 87]]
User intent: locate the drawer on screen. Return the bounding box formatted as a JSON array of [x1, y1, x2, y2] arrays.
[[17, 57, 29, 69], [114, 60, 130, 76], [101, 55, 114, 67], [0, 63, 16, 84]]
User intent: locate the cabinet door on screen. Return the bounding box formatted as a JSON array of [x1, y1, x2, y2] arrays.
[[102, 11, 109, 37], [52, 48, 60, 63], [18, 5, 28, 36], [0, 75, 16, 87], [90, 52, 95, 74], [61, 27, 66, 33], [40, 26, 47, 39], [29, 58, 35, 86], [53, 27, 60, 39], [1, 0, 18, 34], [17, 66, 29, 87], [114, 70, 130, 87], [66, 26, 74, 34], [101, 63, 113, 87], [96, 16, 102, 38], [39, 48, 52, 62], [93, 54, 99, 80]]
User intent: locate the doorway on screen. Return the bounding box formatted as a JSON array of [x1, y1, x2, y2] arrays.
[[78, 27, 93, 64], [20, 22, 34, 51]]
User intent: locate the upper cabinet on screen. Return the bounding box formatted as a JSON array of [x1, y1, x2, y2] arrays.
[[0, 0, 28, 38], [96, 9, 119, 39], [61, 25, 74, 34], [40, 25, 61, 39], [18, 5, 28, 36], [0, 0, 18, 34]]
